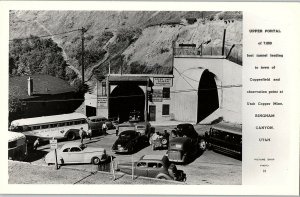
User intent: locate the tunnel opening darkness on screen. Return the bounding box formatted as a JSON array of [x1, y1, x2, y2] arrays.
[[109, 83, 145, 123], [197, 70, 219, 123]]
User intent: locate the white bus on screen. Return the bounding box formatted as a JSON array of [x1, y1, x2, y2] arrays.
[[8, 131, 27, 161], [10, 113, 88, 143]]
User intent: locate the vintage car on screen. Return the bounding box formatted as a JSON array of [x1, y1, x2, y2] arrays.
[[205, 122, 242, 159], [116, 115, 152, 138], [167, 123, 206, 163], [45, 142, 107, 165], [112, 130, 149, 153], [117, 155, 186, 181], [87, 116, 115, 135]]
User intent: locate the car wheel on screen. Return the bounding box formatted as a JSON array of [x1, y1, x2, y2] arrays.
[[67, 132, 76, 141], [199, 139, 206, 151], [92, 157, 100, 165]]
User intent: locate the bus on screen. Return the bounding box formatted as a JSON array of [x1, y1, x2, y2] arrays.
[[205, 122, 242, 159], [8, 131, 27, 161], [10, 113, 88, 143]]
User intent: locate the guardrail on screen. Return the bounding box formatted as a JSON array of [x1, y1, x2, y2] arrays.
[[173, 45, 242, 66]]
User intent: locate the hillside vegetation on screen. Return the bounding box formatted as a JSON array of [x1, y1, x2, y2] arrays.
[[9, 11, 242, 91]]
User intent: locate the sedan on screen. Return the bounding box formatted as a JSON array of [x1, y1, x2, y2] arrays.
[[112, 130, 149, 153], [45, 142, 107, 165], [117, 155, 186, 181]]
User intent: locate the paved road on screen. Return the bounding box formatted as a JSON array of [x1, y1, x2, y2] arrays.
[[31, 125, 241, 185]]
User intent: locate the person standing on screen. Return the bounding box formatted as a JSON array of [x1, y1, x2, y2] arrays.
[[86, 128, 92, 140], [79, 127, 85, 143], [102, 122, 108, 135], [33, 138, 40, 151]]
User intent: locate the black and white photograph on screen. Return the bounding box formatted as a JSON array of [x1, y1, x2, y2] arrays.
[[8, 9, 243, 185]]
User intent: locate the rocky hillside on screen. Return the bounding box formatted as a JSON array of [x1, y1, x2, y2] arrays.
[[9, 11, 242, 90]]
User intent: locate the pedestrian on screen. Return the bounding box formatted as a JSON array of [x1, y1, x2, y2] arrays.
[[33, 138, 40, 151], [87, 127, 92, 140], [79, 127, 85, 143], [163, 130, 170, 140], [102, 122, 108, 135]]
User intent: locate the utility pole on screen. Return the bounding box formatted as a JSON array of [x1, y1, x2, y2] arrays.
[[80, 27, 87, 84]]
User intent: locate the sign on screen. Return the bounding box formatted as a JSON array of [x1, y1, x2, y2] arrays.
[[97, 96, 108, 108], [152, 89, 163, 102], [49, 139, 58, 150], [153, 77, 173, 87]]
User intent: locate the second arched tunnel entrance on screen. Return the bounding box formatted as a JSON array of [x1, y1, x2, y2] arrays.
[[197, 70, 219, 123]]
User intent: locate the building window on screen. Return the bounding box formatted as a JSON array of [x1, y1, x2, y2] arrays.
[[162, 88, 170, 99], [162, 104, 170, 115]]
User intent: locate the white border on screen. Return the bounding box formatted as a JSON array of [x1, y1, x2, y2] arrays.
[[1, 1, 299, 195]]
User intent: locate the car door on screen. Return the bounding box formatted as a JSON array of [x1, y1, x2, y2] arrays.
[[60, 147, 71, 163], [68, 147, 83, 163], [134, 161, 148, 177], [147, 162, 163, 178]]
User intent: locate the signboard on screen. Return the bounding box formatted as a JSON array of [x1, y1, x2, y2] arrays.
[[49, 139, 58, 150], [152, 89, 163, 102], [97, 96, 108, 108], [153, 77, 173, 87]]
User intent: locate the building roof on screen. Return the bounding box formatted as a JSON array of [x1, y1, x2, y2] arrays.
[[108, 75, 151, 82], [9, 75, 76, 99]]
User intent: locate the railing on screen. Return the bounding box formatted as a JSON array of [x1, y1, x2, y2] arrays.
[[173, 45, 242, 66]]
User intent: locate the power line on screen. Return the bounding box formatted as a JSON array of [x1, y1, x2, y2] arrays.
[[9, 29, 80, 42]]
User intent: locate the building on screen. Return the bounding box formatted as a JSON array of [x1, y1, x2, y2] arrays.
[[85, 44, 242, 124], [85, 74, 173, 123], [9, 75, 83, 122]]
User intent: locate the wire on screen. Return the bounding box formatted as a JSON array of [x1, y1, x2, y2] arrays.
[[9, 29, 80, 42], [173, 67, 197, 91]]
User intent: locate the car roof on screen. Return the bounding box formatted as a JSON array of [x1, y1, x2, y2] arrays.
[[88, 116, 107, 120], [61, 142, 82, 149], [141, 155, 165, 161], [120, 130, 137, 134], [211, 122, 242, 135]]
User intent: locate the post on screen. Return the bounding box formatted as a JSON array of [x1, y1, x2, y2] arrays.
[[81, 27, 86, 84], [54, 148, 58, 170], [222, 29, 226, 56], [131, 155, 134, 180], [111, 155, 115, 180]]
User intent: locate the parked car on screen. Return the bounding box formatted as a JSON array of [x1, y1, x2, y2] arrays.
[[87, 116, 115, 135], [116, 118, 152, 138], [167, 123, 206, 163], [117, 155, 186, 181], [112, 130, 149, 153], [45, 142, 107, 165], [205, 122, 242, 160]]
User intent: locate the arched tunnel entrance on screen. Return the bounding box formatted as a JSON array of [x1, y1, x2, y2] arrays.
[[109, 84, 145, 123], [197, 70, 219, 123]]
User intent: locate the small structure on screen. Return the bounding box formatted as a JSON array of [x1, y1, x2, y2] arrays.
[[9, 75, 82, 122]]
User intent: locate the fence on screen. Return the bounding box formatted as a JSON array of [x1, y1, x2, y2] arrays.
[[173, 45, 242, 66]]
